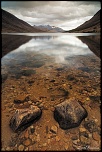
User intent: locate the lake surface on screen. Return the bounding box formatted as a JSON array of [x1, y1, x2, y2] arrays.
[[1, 33, 101, 151]]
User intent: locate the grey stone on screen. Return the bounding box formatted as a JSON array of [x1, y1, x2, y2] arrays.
[[54, 97, 87, 130], [9, 105, 42, 132]]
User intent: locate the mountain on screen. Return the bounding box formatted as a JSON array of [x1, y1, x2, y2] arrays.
[[65, 10, 100, 33], [2, 9, 44, 33], [34, 25, 64, 32]]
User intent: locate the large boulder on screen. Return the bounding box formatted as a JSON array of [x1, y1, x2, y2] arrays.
[[54, 98, 87, 129], [9, 105, 42, 132]]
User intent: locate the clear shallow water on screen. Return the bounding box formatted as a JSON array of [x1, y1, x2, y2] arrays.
[[1, 33, 100, 80], [1, 33, 100, 66]]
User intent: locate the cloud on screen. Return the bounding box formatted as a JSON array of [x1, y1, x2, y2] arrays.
[[1, 1, 101, 30]]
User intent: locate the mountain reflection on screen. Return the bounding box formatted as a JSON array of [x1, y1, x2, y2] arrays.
[[2, 34, 100, 60], [2, 35, 55, 58], [2, 35, 32, 57], [77, 35, 100, 58]]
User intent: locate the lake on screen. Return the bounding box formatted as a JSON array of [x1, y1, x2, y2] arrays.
[[1, 33, 101, 151]]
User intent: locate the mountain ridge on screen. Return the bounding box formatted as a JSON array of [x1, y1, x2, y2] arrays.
[[34, 25, 64, 32], [2, 9, 45, 33], [65, 9, 100, 33]]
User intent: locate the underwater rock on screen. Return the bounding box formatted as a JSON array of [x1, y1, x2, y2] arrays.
[[54, 97, 87, 129], [9, 105, 42, 132]]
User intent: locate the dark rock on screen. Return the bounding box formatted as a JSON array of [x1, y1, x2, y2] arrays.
[[2, 73, 8, 83], [14, 96, 30, 104], [78, 67, 91, 72], [89, 96, 100, 102], [14, 99, 23, 104], [14, 69, 36, 79], [50, 79, 55, 82], [28, 80, 35, 86], [9, 105, 42, 132], [54, 98, 87, 130], [58, 88, 69, 97], [30, 125, 35, 134], [67, 75, 75, 81], [56, 68, 64, 71]]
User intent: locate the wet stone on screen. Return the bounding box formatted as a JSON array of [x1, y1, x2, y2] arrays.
[[47, 139, 50, 144], [23, 139, 31, 146], [79, 127, 86, 132], [92, 132, 100, 141], [72, 139, 80, 145], [54, 97, 87, 129], [36, 134, 40, 142], [30, 125, 35, 134], [67, 75, 75, 81], [6, 147, 11, 151], [9, 105, 42, 132], [24, 130, 29, 138], [90, 139, 100, 151], [64, 144, 69, 150], [18, 145, 24, 151], [71, 135, 78, 140], [46, 126, 49, 134], [84, 120, 97, 133], [25, 147, 29, 151], [28, 145, 34, 151], [80, 135, 90, 145], [55, 136, 60, 142], [50, 125, 58, 134], [2, 73, 8, 83], [43, 143, 47, 147]]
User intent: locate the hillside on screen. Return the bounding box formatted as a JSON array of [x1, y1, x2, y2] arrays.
[[65, 10, 100, 33], [2, 9, 44, 33]]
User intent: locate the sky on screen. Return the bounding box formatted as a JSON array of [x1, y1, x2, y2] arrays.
[[1, 1, 101, 30]]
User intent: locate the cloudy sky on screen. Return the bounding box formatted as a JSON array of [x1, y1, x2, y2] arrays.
[[1, 1, 101, 30]]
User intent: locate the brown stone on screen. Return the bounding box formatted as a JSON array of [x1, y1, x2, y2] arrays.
[[23, 139, 31, 146], [50, 125, 58, 134], [55, 136, 60, 142], [80, 135, 90, 145], [36, 134, 40, 142], [6, 147, 11, 151], [18, 145, 24, 151], [79, 127, 86, 132], [47, 139, 50, 144], [92, 132, 100, 141], [24, 130, 29, 138], [43, 143, 47, 147], [28, 145, 34, 151], [64, 144, 69, 150], [90, 139, 100, 151]]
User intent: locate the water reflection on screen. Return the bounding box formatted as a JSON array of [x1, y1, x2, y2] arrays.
[[2, 35, 32, 57], [1, 34, 100, 80], [2, 34, 100, 59], [77, 35, 100, 58]]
